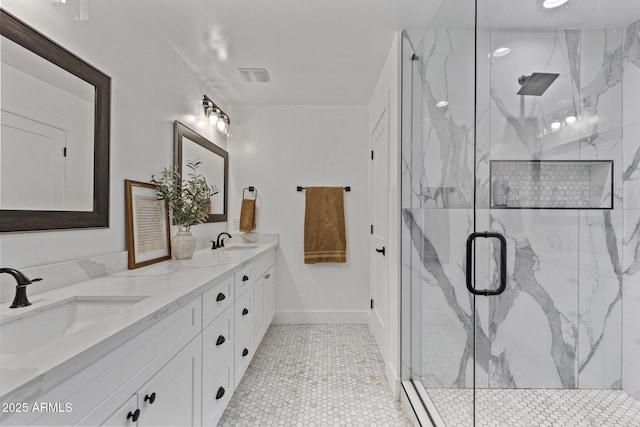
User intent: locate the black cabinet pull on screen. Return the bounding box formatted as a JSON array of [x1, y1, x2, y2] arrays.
[[216, 292, 226, 302], [216, 387, 225, 400], [242, 275, 249, 282], [242, 308, 249, 315], [144, 392, 156, 404], [265, 274, 270, 279], [127, 409, 140, 422], [242, 348, 249, 357], [216, 335, 226, 346], [375, 247, 386, 256]]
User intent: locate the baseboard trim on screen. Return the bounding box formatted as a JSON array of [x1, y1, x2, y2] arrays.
[[273, 310, 369, 324], [386, 362, 401, 400]]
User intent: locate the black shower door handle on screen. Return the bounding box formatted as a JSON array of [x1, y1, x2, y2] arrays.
[[465, 231, 507, 296]]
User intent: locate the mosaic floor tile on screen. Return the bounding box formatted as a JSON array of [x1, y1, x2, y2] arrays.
[[219, 324, 409, 426], [426, 387, 640, 427]]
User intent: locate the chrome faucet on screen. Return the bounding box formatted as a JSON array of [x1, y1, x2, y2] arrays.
[[211, 232, 232, 250], [0, 268, 42, 308]]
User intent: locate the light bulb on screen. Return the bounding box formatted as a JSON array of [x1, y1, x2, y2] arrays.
[[493, 47, 511, 57], [565, 115, 577, 124], [216, 117, 227, 132], [543, 0, 568, 9], [551, 121, 561, 131]]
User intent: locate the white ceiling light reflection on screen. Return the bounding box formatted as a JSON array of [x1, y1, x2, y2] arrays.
[[543, 0, 569, 9], [436, 101, 449, 108], [493, 47, 511, 57]]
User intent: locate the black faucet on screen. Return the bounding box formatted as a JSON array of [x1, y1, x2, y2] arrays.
[[0, 268, 42, 308], [211, 232, 232, 250]]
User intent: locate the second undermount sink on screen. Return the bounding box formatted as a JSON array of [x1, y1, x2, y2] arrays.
[[222, 243, 260, 251], [0, 295, 148, 355]]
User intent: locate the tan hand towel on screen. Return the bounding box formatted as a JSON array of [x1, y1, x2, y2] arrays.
[[304, 187, 346, 264], [239, 199, 256, 232]]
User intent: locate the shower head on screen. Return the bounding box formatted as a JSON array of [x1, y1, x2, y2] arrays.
[[517, 72, 559, 96]]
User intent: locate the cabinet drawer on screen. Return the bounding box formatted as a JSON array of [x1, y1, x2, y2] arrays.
[[234, 329, 253, 388], [202, 277, 234, 328], [202, 305, 234, 385], [234, 288, 253, 340], [234, 265, 253, 295], [253, 249, 274, 277], [202, 351, 234, 427]]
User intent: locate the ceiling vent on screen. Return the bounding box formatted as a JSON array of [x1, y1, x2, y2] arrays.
[[238, 68, 271, 83]]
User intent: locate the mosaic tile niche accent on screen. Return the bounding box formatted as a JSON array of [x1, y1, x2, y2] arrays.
[[490, 161, 613, 209]]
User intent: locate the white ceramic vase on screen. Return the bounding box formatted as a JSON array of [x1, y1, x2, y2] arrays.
[[172, 231, 197, 259]]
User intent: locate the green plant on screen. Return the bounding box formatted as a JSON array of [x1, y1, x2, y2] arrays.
[[151, 160, 218, 231]]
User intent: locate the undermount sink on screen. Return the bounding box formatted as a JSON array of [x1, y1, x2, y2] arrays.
[[0, 296, 148, 354], [222, 243, 260, 251]]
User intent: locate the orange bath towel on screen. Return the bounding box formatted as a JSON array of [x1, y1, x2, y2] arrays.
[[304, 187, 346, 264]]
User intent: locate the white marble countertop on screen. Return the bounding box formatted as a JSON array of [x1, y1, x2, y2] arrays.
[[0, 241, 277, 401]]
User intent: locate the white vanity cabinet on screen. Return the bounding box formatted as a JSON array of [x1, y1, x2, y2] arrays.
[[95, 335, 202, 427], [0, 245, 277, 427]]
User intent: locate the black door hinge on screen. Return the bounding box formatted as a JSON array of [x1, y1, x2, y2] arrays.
[[371, 150, 374, 160], [370, 224, 374, 235], [370, 299, 374, 309]]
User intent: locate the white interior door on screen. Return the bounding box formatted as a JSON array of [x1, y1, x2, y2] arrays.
[[1, 110, 66, 210], [369, 105, 389, 356]]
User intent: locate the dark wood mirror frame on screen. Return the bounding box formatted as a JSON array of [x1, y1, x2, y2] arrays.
[[0, 9, 110, 232], [174, 121, 228, 223]]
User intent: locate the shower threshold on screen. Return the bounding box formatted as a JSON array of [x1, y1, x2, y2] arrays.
[[409, 384, 640, 427]]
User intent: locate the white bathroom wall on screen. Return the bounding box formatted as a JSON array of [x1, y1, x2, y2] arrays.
[[0, 2, 227, 280], [368, 33, 401, 396], [227, 105, 370, 323]]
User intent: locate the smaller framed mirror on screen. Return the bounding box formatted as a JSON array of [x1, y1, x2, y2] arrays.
[[174, 121, 228, 223]]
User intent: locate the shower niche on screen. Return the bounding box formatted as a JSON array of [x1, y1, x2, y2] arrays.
[[490, 160, 613, 209]]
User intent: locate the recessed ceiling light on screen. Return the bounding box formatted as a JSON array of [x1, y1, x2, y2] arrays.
[[238, 68, 271, 83], [436, 101, 448, 108], [551, 120, 561, 131], [543, 0, 569, 9], [493, 47, 511, 57], [565, 115, 577, 124]]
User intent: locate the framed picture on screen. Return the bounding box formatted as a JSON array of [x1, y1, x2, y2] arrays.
[[125, 180, 171, 269]]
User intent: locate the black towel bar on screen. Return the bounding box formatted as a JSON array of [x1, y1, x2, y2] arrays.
[[297, 186, 350, 192]]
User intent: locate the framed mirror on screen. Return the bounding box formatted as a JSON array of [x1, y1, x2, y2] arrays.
[[174, 121, 228, 223], [0, 9, 110, 232]]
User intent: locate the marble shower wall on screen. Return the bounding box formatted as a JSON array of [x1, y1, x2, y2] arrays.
[[402, 20, 640, 395]]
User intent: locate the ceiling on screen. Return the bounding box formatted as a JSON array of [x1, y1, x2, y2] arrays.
[[130, 0, 441, 106]]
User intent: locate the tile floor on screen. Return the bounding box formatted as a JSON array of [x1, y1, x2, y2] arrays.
[[426, 387, 640, 427], [218, 324, 409, 426]]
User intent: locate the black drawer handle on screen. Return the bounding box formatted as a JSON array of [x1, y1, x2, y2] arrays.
[[242, 348, 249, 357], [242, 308, 249, 315], [242, 275, 249, 282], [216, 387, 225, 400], [127, 409, 140, 422], [216, 292, 226, 302], [216, 335, 226, 346], [144, 392, 156, 404]]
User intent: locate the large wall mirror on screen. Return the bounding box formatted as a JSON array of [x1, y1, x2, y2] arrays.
[[174, 121, 228, 223], [0, 9, 110, 232]]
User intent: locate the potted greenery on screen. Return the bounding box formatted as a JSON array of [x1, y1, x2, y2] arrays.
[[151, 160, 218, 259]]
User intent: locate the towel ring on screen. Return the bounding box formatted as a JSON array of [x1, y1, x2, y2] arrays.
[[243, 186, 257, 200]]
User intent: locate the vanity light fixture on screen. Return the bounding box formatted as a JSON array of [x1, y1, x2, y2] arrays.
[[199, 95, 231, 136], [436, 101, 449, 108], [52, 0, 89, 21], [543, 0, 569, 9]]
